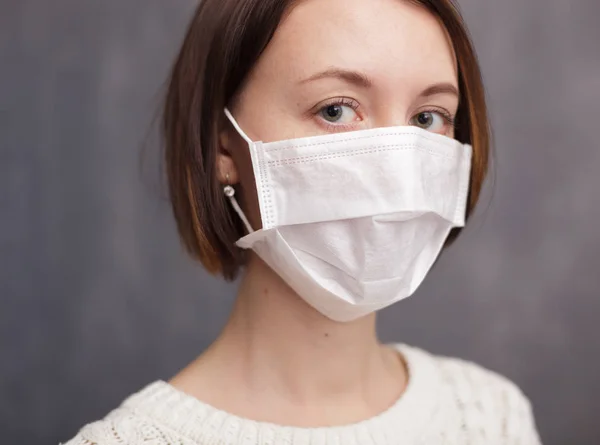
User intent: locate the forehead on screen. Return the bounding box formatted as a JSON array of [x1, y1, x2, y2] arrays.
[[253, 0, 457, 90]]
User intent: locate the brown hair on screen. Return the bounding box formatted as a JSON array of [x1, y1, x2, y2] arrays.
[[163, 0, 491, 280]]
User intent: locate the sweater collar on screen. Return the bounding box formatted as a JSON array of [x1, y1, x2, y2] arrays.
[[122, 344, 440, 445]]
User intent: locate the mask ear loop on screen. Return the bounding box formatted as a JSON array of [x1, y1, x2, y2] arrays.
[[222, 109, 256, 234], [224, 174, 255, 234], [224, 108, 254, 146]]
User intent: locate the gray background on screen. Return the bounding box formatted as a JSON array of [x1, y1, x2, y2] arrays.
[[1, 0, 599, 444]]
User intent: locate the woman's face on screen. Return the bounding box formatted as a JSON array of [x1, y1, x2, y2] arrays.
[[223, 0, 459, 229]]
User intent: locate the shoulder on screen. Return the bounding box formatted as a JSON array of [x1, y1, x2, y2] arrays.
[[61, 407, 157, 445], [434, 351, 529, 403], [398, 344, 542, 444], [61, 408, 186, 445], [60, 383, 189, 445], [399, 343, 528, 398]]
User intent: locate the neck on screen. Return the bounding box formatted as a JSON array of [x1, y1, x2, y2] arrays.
[[212, 256, 402, 402], [171, 255, 407, 426]]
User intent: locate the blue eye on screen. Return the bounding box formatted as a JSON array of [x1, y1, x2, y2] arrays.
[[319, 104, 358, 124], [321, 105, 342, 122], [410, 111, 453, 134]]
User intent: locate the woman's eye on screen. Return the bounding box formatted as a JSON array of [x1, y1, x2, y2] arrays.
[[410, 111, 449, 133], [319, 104, 358, 124]]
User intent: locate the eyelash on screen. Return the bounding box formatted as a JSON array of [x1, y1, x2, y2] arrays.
[[314, 98, 456, 132], [418, 107, 457, 129], [314, 97, 361, 132]]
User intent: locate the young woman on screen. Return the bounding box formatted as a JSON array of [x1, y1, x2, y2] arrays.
[[65, 0, 542, 443]]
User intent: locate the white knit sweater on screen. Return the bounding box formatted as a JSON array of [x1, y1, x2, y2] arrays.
[[62, 344, 542, 445]]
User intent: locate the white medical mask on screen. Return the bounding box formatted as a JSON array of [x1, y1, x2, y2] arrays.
[[223, 108, 472, 322]]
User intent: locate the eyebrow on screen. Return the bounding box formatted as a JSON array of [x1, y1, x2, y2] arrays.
[[299, 68, 373, 88], [299, 69, 459, 98], [419, 83, 459, 98]]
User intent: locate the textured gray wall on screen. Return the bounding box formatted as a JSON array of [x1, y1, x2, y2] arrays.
[[1, 1, 599, 444]]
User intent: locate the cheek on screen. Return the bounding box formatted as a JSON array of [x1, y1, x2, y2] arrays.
[[237, 99, 303, 143]]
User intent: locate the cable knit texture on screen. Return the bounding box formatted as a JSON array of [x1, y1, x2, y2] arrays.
[[62, 344, 542, 445]]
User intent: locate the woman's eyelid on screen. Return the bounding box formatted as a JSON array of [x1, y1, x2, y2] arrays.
[[412, 102, 457, 119], [414, 105, 453, 116], [314, 103, 455, 123], [315, 96, 361, 112], [313, 96, 364, 127], [310, 97, 364, 132], [311, 98, 456, 132]]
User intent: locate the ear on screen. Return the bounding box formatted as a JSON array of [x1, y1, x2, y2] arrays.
[[217, 128, 240, 185]]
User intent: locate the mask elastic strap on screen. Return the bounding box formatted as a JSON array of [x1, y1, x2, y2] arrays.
[[222, 108, 256, 235], [224, 108, 254, 146], [224, 184, 255, 234]]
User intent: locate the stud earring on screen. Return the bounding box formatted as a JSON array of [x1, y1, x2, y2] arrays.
[[224, 185, 235, 197], [224, 173, 235, 197]]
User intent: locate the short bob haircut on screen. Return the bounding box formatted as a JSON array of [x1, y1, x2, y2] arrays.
[[163, 0, 491, 281]]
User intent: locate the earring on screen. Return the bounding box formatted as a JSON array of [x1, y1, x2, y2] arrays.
[[224, 185, 235, 197], [224, 173, 235, 197]]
